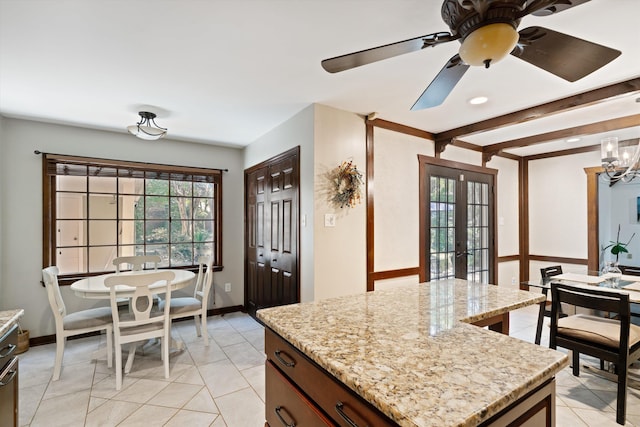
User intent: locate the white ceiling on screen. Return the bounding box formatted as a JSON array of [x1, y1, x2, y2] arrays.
[[1, 0, 639, 153]]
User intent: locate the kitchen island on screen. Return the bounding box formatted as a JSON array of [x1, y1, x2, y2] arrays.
[[257, 279, 569, 427], [0, 309, 24, 427]]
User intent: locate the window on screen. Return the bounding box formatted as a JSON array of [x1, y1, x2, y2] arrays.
[[43, 153, 222, 283]]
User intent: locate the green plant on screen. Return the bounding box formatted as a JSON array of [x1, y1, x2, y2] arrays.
[[603, 224, 635, 263]]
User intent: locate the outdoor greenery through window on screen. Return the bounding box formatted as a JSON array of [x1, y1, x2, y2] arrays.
[[43, 154, 222, 281]]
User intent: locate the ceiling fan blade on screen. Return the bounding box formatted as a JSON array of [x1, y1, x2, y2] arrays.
[[511, 26, 621, 82], [321, 32, 456, 74], [525, 0, 592, 17], [411, 55, 469, 111]]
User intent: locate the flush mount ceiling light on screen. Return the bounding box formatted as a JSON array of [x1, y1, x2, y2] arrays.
[[468, 96, 488, 105], [566, 137, 581, 143], [127, 111, 167, 141]]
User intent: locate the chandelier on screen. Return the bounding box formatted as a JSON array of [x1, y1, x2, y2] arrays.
[[127, 111, 167, 140], [601, 136, 640, 183]]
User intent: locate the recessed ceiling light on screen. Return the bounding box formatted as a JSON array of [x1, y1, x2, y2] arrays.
[[566, 137, 581, 143], [468, 96, 488, 105]]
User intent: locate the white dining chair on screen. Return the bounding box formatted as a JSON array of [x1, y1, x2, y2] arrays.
[[160, 256, 213, 346], [104, 270, 175, 390], [112, 255, 161, 273], [42, 266, 113, 381]]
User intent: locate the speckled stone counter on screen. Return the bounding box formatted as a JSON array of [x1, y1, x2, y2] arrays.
[[258, 279, 569, 427], [0, 309, 24, 337]]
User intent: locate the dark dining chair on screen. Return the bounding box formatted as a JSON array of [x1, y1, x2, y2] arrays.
[[549, 282, 640, 425], [533, 265, 566, 345], [619, 265, 640, 276]]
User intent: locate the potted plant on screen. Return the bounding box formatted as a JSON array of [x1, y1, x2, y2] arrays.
[[603, 224, 635, 264]]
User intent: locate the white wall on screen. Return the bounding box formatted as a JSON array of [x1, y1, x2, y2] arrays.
[[0, 118, 244, 337], [528, 151, 600, 279], [243, 105, 315, 302], [599, 179, 640, 267], [373, 127, 433, 272], [313, 104, 367, 300]]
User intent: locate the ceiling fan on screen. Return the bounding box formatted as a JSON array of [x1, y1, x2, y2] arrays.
[[321, 0, 621, 110]]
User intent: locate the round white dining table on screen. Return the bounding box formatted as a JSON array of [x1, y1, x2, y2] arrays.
[[70, 269, 196, 299]]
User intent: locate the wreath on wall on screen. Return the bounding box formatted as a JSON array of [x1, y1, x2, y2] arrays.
[[330, 160, 363, 208]]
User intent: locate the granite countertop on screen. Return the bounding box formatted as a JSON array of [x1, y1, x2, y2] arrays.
[[0, 309, 24, 337], [258, 279, 569, 427]]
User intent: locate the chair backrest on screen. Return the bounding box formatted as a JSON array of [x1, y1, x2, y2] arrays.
[[619, 265, 640, 276], [104, 271, 175, 329], [194, 256, 214, 303], [113, 255, 161, 273], [550, 282, 631, 351], [42, 266, 67, 322], [540, 265, 563, 283]]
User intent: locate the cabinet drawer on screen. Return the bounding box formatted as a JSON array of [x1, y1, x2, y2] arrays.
[[0, 356, 19, 427], [266, 328, 395, 427], [0, 325, 18, 373], [266, 360, 333, 427]]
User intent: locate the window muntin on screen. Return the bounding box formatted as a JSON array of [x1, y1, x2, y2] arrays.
[[43, 154, 222, 281]]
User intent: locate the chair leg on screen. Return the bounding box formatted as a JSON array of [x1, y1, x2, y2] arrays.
[[106, 327, 113, 368], [53, 335, 65, 381], [202, 313, 209, 347], [616, 365, 628, 425], [194, 315, 202, 337], [125, 344, 136, 373], [162, 334, 169, 379], [572, 351, 580, 377], [115, 342, 123, 391]]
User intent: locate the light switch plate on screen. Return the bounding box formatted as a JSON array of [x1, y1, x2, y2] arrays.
[[324, 213, 336, 227]]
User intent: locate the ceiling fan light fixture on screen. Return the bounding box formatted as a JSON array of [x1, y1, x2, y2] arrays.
[[458, 23, 519, 67], [127, 111, 167, 141]]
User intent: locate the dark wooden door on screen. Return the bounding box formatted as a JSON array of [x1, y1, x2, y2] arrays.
[[245, 147, 300, 318], [419, 158, 496, 284]]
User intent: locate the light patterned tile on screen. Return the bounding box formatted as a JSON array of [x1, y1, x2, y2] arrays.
[[18, 382, 48, 427], [164, 409, 218, 426], [574, 407, 635, 427], [118, 404, 178, 427], [242, 364, 266, 402], [146, 382, 203, 408], [111, 378, 170, 404], [84, 399, 140, 427], [198, 358, 249, 398], [30, 389, 90, 427], [88, 396, 109, 412], [173, 365, 205, 385], [556, 404, 589, 426], [223, 341, 265, 371], [42, 361, 96, 399], [214, 387, 265, 426], [183, 387, 220, 413]]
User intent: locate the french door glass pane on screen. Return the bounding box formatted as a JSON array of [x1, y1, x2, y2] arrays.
[[467, 181, 489, 283], [430, 176, 456, 279]]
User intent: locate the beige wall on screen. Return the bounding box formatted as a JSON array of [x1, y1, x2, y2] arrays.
[[373, 127, 433, 272], [243, 105, 315, 302], [528, 151, 600, 280], [312, 104, 367, 300], [0, 118, 245, 337]]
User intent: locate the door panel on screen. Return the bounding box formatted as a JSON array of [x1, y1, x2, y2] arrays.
[[245, 147, 300, 318], [421, 162, 495, 283]]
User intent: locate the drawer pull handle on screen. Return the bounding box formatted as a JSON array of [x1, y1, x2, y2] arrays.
[[275, 406, 296, 427], [0, 369, 17, 387], [274, 350, 296, 368], [335, 401, 364, 427], [0, 344, 16, 357]]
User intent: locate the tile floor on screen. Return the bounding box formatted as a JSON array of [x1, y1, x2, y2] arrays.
[[17, 305, 640, 426]]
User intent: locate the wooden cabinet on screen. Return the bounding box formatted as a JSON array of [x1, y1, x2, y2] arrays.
[[0, 324, 19, 427], [265, 327, 396, 427], [265, 327, 556, 427]]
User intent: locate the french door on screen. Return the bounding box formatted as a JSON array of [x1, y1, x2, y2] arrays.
[[419, 157, 496, 283]]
